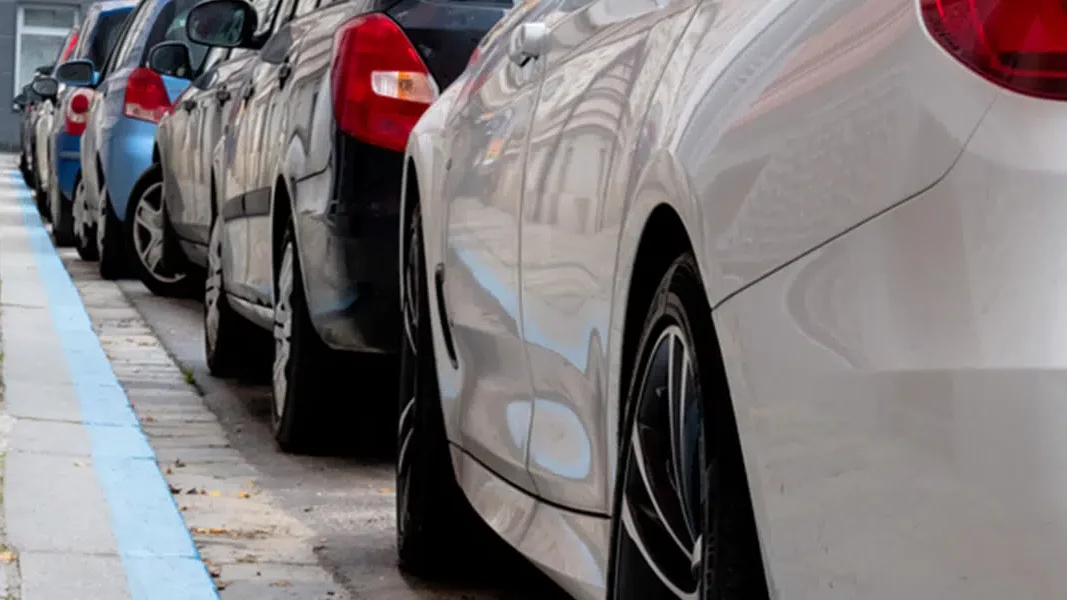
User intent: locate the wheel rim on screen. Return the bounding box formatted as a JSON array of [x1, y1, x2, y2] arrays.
[[397, 215, 421, 535], [272, 241, 294, 419], [73, 180, 86, 244], [617, 324, 707, 599], [205, 221, 223, 355], [96, 188, 107, 258], [132, 182, 184, 283]]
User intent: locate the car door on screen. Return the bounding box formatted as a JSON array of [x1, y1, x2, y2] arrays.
[[240, 0, 316, 303], [438, 0, 561, 492], [219, 0, 301, 301], [518, 0, 700, 513], [167, 46, 230, 241]]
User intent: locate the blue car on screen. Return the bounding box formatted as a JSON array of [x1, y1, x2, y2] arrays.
[[57, 0, 209, 278], [45, 0, 134, 252]]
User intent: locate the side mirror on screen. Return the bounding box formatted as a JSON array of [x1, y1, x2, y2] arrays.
[[55, 60, 96, 88], [35, 65, 54, 77], [31, 76, 59, 99], [22, 82, 42, 104], [186, 0, 259, 48], [148, 42, 194, 79]]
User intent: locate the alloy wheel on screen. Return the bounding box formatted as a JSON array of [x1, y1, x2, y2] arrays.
[[132, 182, 184, 283], [73, 180, 87, 244], [96, 187, 107, 259], [204, 221, 223, 355], [616, 324, 709, 599], [272, 240, 295, 419], [397, 213, 422, 534]]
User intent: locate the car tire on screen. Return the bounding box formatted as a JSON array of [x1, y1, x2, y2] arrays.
[[51, 187, 76, 248], [608, 254, 768, 600], [73, 178, 99, 261], [96, 189, 126, 280], [35, 187, 50, 222], [270, 222, 337, 454], [204, 216, 261, 377], [124, 164, 197, 298], [395, 207, 498, 577]]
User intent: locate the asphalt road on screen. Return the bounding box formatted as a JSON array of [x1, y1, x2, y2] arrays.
[[112, 279, 570, 600]]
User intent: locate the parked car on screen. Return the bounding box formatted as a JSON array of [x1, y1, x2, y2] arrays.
[[16, 83, 43, 188], [398, 0, 1067, 597], [40, 0, 136, 252], [56, 0, 210, 280], [147, 0, 290, 296], [183, 0, 509, 451], [19, 66, 58, 211], [31, 30, 81, 223]]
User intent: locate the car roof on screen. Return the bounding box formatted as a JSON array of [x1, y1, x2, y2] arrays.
[[93, 0, 137, 13]]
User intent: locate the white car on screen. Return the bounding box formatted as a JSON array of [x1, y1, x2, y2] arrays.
[[399, 0, 1065, 598]]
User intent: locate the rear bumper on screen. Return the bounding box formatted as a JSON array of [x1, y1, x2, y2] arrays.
[[54, 131, 81, 198], [720, 89, 1067, 598], [293, 135, 402, 355], [102, 117, 155, 220]]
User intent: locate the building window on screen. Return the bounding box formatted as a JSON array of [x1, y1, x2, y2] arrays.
[[14, 5, 79, 94]]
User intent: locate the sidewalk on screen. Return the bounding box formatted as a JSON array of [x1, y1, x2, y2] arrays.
[[0, 155, 218, 600]]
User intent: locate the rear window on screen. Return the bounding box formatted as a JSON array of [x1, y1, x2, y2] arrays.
[[87, 10, 133, 66], [142, 0, 211, 72]]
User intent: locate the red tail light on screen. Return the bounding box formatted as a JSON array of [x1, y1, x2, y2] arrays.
[[921, 0, 1067, 100], [124, 67, 172, 123], [330, 13, 437, 153], [61, 32, 79, 61], [65, 89, 92, 135]]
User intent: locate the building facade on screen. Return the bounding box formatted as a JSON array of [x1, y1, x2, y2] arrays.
[[0, 0, 95, 150]]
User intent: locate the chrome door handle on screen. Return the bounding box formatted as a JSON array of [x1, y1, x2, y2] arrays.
[[508, 22, 549, 66], [215, 88, 231, 103]]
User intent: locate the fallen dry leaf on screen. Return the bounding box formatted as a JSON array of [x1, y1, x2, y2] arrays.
[[0, 552, 16, 563], [270, 580, 292, 588], [208, 491, 221, 497], [208, 564, 222, 578], [168, 484, 181, 494], [179, 506, 188, 512], [174, 458, 186, 468], [378, 488, 393, 494], [237, 491, 250, 499], [143, 416, 155, 422], [191, 527, 231, 536], [165, 467, 173, 475], [73, 460, 86, 468]]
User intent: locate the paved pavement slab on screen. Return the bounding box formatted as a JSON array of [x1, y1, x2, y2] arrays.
[[0, 160, 219, 600]]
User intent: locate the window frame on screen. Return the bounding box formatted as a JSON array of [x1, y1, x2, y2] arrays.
[[13, 3, 80, 95]]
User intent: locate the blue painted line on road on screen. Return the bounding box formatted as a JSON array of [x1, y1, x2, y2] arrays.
[[6, 170, 219, 599]]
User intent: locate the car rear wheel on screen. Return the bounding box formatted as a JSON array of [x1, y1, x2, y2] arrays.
[[204, 216, 260, 377], [51, 186, 75, 248], [96, 188, 125, 280], [609, 254, 767, 600], [73, 178, 99, 261], [270, 223, 335, 453], [125, 164, 195, 297], [396, 207, 496, 577]]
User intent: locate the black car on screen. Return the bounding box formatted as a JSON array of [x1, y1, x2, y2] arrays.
[[179, 0, 510, 451]]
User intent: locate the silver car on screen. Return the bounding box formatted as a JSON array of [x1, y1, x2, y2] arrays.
[[399, 0, 1065, 598]]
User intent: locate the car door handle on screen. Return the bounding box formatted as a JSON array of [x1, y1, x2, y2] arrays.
[[242, 86, 255, 100], [215, 88, 231, 103], [180, 98, 197, 111], [278, 62, 292, 86], [509, 22, 549, 66]]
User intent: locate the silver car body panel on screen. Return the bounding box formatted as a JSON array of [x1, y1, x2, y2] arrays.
[[404, 0, 1020, 596]]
